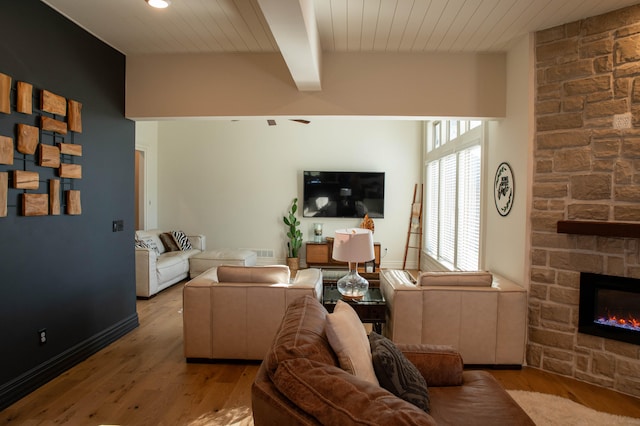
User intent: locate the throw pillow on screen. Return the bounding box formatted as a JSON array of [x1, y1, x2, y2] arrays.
[[419, 271, 493, 287], [159, 232, 180, 252], [171, 230, 192, 251], [272, 358, 435, 426], [369, 331, 431, 413], [325, 300, 379, 386], [134, 239, 149, 249], [140, 237, 160, 254]]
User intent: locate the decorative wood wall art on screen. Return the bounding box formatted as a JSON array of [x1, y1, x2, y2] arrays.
[[41, 90, 66, 116], [66, 190, 81, 215], [0, 73, 11, 114], [39, 144, 60, 168], [16, 82, 33, 114], [49, 179, 60, 215], [0, 172, 7, 217], [22, 193, 48, 216], [16, 124, 39, 154], [58, 142, 82, 156], [0, 73, 84, 217], [59, 163, 81, 179], [68, 100, 82, 133], [14, 170, 39, 189], [41, 116, 67, 135], [0, 136, 13, 165]]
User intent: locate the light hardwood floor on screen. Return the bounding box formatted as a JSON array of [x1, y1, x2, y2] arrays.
[[2, 280, 639, 425]]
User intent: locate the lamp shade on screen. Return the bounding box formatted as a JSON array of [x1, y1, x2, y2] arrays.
[[332, 228, 374, 263]]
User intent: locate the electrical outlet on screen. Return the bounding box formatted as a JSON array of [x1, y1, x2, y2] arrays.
[[613, 113, 632, 129], [38, 328, 47, 345]]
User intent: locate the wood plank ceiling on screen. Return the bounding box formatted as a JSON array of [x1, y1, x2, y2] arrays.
[[42, 0, 640, 90]]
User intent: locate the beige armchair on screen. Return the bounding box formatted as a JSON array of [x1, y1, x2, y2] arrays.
[[183, 265, 322, 360], [380, 270, 527, 366]]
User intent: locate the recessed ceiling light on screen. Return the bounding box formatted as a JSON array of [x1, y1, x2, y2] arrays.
[[145, 0, 170, 8]]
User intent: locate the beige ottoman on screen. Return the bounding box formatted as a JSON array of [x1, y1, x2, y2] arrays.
[[189, 249, 257, 278]]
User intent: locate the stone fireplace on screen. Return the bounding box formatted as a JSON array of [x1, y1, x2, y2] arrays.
[[531, 4, 640, 397]]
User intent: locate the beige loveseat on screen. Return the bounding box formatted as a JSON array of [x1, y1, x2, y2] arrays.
[[135, 229, 205, 298], [183, 265, 323, 360], [381, 270, 528, 366]]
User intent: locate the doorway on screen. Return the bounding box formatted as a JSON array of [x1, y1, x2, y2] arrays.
[[135, 149, 145, 230]]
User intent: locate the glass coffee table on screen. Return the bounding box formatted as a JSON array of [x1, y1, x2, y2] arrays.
[[322, 285, 386, 333], [322, 269, 380, 287]]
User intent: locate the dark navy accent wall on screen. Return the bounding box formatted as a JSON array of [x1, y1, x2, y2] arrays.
[[0, 0, 137, 408]]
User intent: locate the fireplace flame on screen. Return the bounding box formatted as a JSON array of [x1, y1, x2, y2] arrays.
[[596, 312, 640, 332]]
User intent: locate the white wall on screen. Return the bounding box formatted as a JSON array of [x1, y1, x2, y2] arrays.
[[484, 34, 534, 286], [153, 119, 423, 268]]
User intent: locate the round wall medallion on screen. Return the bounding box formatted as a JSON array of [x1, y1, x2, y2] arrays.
[[494, 162, 514, 216]]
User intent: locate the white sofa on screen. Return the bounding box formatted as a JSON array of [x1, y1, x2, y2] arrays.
[[135, 229, 205, 298], [380, 270, 528, 366], [183, 265, 323, 360]]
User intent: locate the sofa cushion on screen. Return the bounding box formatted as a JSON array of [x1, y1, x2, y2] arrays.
[[264, 295, 338, 379], [395, 343, 464, 387], [171, 230, 192, 251], [217, 265, 289, 284], [369, 331, 430, 413], [325, 300, 379, 386], [159, 232, 180, 252], [156, 250, 187, 264], [419, 271, 493, 287], [273, 357, 436, 426]]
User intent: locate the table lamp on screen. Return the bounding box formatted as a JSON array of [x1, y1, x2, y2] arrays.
[[332, 228, 375, 299]]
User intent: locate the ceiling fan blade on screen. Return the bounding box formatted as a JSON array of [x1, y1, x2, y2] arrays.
[[290, 119, 310, 124]]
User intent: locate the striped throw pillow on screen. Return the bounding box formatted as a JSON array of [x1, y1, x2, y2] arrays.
[[171, 230, 192, 251]]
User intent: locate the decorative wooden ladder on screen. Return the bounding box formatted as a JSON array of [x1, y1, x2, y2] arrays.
[[403, 184, 423, 270]]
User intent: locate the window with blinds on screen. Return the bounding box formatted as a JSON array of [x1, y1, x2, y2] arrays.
[[425, 120, 482, 271]]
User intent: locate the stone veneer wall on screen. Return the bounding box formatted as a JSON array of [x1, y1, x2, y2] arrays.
[[532, 4, 640, 397]]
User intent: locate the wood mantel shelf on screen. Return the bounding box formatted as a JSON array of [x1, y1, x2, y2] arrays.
[[557, 221, 640, 238]]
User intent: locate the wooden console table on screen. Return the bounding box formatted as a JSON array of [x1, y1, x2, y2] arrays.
[[306, 240, 381, 271]]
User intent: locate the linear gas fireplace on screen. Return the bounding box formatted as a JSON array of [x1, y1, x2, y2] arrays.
[[579, 272, 640, 346]]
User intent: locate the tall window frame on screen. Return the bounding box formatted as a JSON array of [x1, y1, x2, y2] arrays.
[[424, 120, 484, 271]]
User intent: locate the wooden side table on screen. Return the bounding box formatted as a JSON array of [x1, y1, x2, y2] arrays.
[[322, 285, 386, 333]]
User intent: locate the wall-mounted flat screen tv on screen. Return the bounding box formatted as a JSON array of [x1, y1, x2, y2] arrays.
[[303, 171, 385, 218]]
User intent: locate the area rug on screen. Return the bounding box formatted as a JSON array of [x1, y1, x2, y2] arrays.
[[508, 390, 640, 426]]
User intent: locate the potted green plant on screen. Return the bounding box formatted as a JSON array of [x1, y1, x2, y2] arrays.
[[283, 197, 303, 272]]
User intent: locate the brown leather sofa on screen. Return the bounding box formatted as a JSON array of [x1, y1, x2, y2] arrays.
[[252, 295, 534, 425], [183, 265, 322, 360]]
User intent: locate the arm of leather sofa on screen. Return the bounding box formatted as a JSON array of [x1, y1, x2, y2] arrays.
[[288, 268, 323, 301], [396, 343, 464, 387], [380, 270, 423, 343], [135, 247, 158, 298], [187, 234, 205, 251]]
